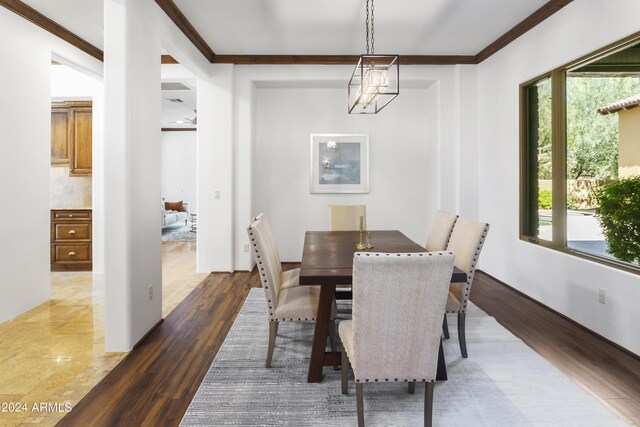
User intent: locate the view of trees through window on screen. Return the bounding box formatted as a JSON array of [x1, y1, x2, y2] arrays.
[[522, 38, 640, 269], [565, 75, 640, 263]]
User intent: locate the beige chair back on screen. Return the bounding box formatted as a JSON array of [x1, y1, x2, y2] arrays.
[[329, 205, 366, 231], [426, 210, 458, 251], [446, 218, 490, 312], [248, 214, 282, 320], [253, 213, 282, 278], [351, 252, 455, 382]]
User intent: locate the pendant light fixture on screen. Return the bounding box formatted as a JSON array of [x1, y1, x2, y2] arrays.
[[348, 0, 399, 114]]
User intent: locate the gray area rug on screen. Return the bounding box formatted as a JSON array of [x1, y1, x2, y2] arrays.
[[162, 223, 196, 241], [180, 289, 624, 426]]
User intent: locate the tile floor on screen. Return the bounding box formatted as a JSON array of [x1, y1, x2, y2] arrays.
[[0, 241, 206, 426]]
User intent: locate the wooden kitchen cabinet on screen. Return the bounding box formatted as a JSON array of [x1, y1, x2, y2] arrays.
[[51, 107, 70, 164], [51, 209, 92, 271], [51, 101, 92, 176]]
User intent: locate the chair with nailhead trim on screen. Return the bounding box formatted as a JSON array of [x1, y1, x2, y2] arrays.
[[252, 213, 299, 290], [443, 218, 490, 358], [339, 251, 455, 427], [248, 215, 337, 368], [425, 210, 458, 252], [425, 210, 459, 338]]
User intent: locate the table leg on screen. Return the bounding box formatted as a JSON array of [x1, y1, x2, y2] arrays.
[[436, 337, 447, 381], [307, 284, 336, 383]]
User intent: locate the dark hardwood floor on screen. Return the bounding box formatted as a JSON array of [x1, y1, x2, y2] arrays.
[[58, 267, 640, 426], [57, 270, 260, 427]]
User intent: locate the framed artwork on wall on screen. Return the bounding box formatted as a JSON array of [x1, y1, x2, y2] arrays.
[[309, 133, 369, 194]]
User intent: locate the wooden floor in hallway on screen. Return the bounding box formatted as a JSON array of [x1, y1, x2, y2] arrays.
[[57, 266, 640, 426], [0, 241, 203, 427]]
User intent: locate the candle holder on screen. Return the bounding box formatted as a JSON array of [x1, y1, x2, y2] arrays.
[[366, 231, 373, 249], [356, 215, 367, 250]]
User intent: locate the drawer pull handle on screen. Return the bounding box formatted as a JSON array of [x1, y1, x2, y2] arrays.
[[69, 215, 74, 218], [68, 252, 76, 256], [68, 230, 76, 235]]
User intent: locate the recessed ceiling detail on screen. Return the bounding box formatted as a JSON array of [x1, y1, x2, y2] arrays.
[[3, 0, 574, 65], [173, 0, 549, 56], [161, 81, 193, 91]]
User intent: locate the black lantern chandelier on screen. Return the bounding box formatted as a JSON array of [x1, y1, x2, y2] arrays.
[[348, 0, 399, 114]]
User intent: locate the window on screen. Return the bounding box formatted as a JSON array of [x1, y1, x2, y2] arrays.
[[521, 33, 640, 273], [521, 77, 552, 242]]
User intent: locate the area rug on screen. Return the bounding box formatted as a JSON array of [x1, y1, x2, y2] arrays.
[[162, 223, 196, 242], [180, 289, 624, 426]]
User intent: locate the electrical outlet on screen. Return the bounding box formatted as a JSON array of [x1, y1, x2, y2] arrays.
[[148, 285, 153, 301], [598, 288, 606, 304], [243, 244, 250, 252]]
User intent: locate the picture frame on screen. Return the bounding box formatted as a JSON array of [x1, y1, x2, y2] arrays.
[[309, 134, 369, 194]]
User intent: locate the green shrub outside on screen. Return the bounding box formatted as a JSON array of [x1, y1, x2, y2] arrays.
[[539, 189, 553, 209], [538, 189, 576, 210], [595, 177, 640, 264]]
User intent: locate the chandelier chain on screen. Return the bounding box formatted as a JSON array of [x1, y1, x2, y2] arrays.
[[365, 0, 370, 54], [371, 0, 375, 54]]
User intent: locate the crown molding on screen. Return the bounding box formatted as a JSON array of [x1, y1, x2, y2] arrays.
[[210, 55, 478, 65], [154, 0, 215, 62], [475, 0, 574, 63]]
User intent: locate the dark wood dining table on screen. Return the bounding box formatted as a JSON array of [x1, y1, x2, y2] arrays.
[[299, 230, 468, 383]]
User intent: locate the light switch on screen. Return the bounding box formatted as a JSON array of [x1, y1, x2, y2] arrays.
[[214, 190, 220, 199]]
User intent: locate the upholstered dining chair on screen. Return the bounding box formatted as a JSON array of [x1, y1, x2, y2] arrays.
[[426, 210, 459, 251], [248, 214, 337, 368], [340, 252, 455, 427], [252, 213, 298, 290], [443, 218, 490, 358], [329, 204, 366, 231]]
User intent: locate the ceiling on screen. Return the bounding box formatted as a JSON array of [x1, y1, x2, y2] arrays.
[[21, 0, 549, 56], [22, 0, 104, 49], [161, 87, 197, 129]]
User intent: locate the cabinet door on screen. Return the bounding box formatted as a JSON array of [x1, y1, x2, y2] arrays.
[[51, 107, 70, 164], [69, 107, 92, 176]]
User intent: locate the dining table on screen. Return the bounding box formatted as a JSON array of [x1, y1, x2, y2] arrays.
[[299, 229, 468, 383]]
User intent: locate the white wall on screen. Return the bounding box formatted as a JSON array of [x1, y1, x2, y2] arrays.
[[161, 131, 197, 212], [104, 0, 162, 350], [232, 65, 473, 271], [0, 7, 102, 324], [197, 66, 235, 272], [255, 87, 433, 261], [477, 0, 640, 355]]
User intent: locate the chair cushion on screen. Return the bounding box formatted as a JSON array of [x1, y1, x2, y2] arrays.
[[274, 285, 320, 321], [274, 285, 336, 321], [281, 268, 300, 290], [446, 291, 461, 312]]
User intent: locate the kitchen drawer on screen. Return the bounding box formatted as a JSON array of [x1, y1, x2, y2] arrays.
[[52, 223, 91, 242], [51, 210, 91, 220], [52, 243, 92, 263]]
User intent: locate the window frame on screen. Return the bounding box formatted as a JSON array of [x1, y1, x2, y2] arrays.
[[519, 32, 640, 275]]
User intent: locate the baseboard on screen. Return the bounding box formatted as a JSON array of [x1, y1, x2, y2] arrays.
[[133, 318, 164, 350], [476, 269, 640, 361]]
